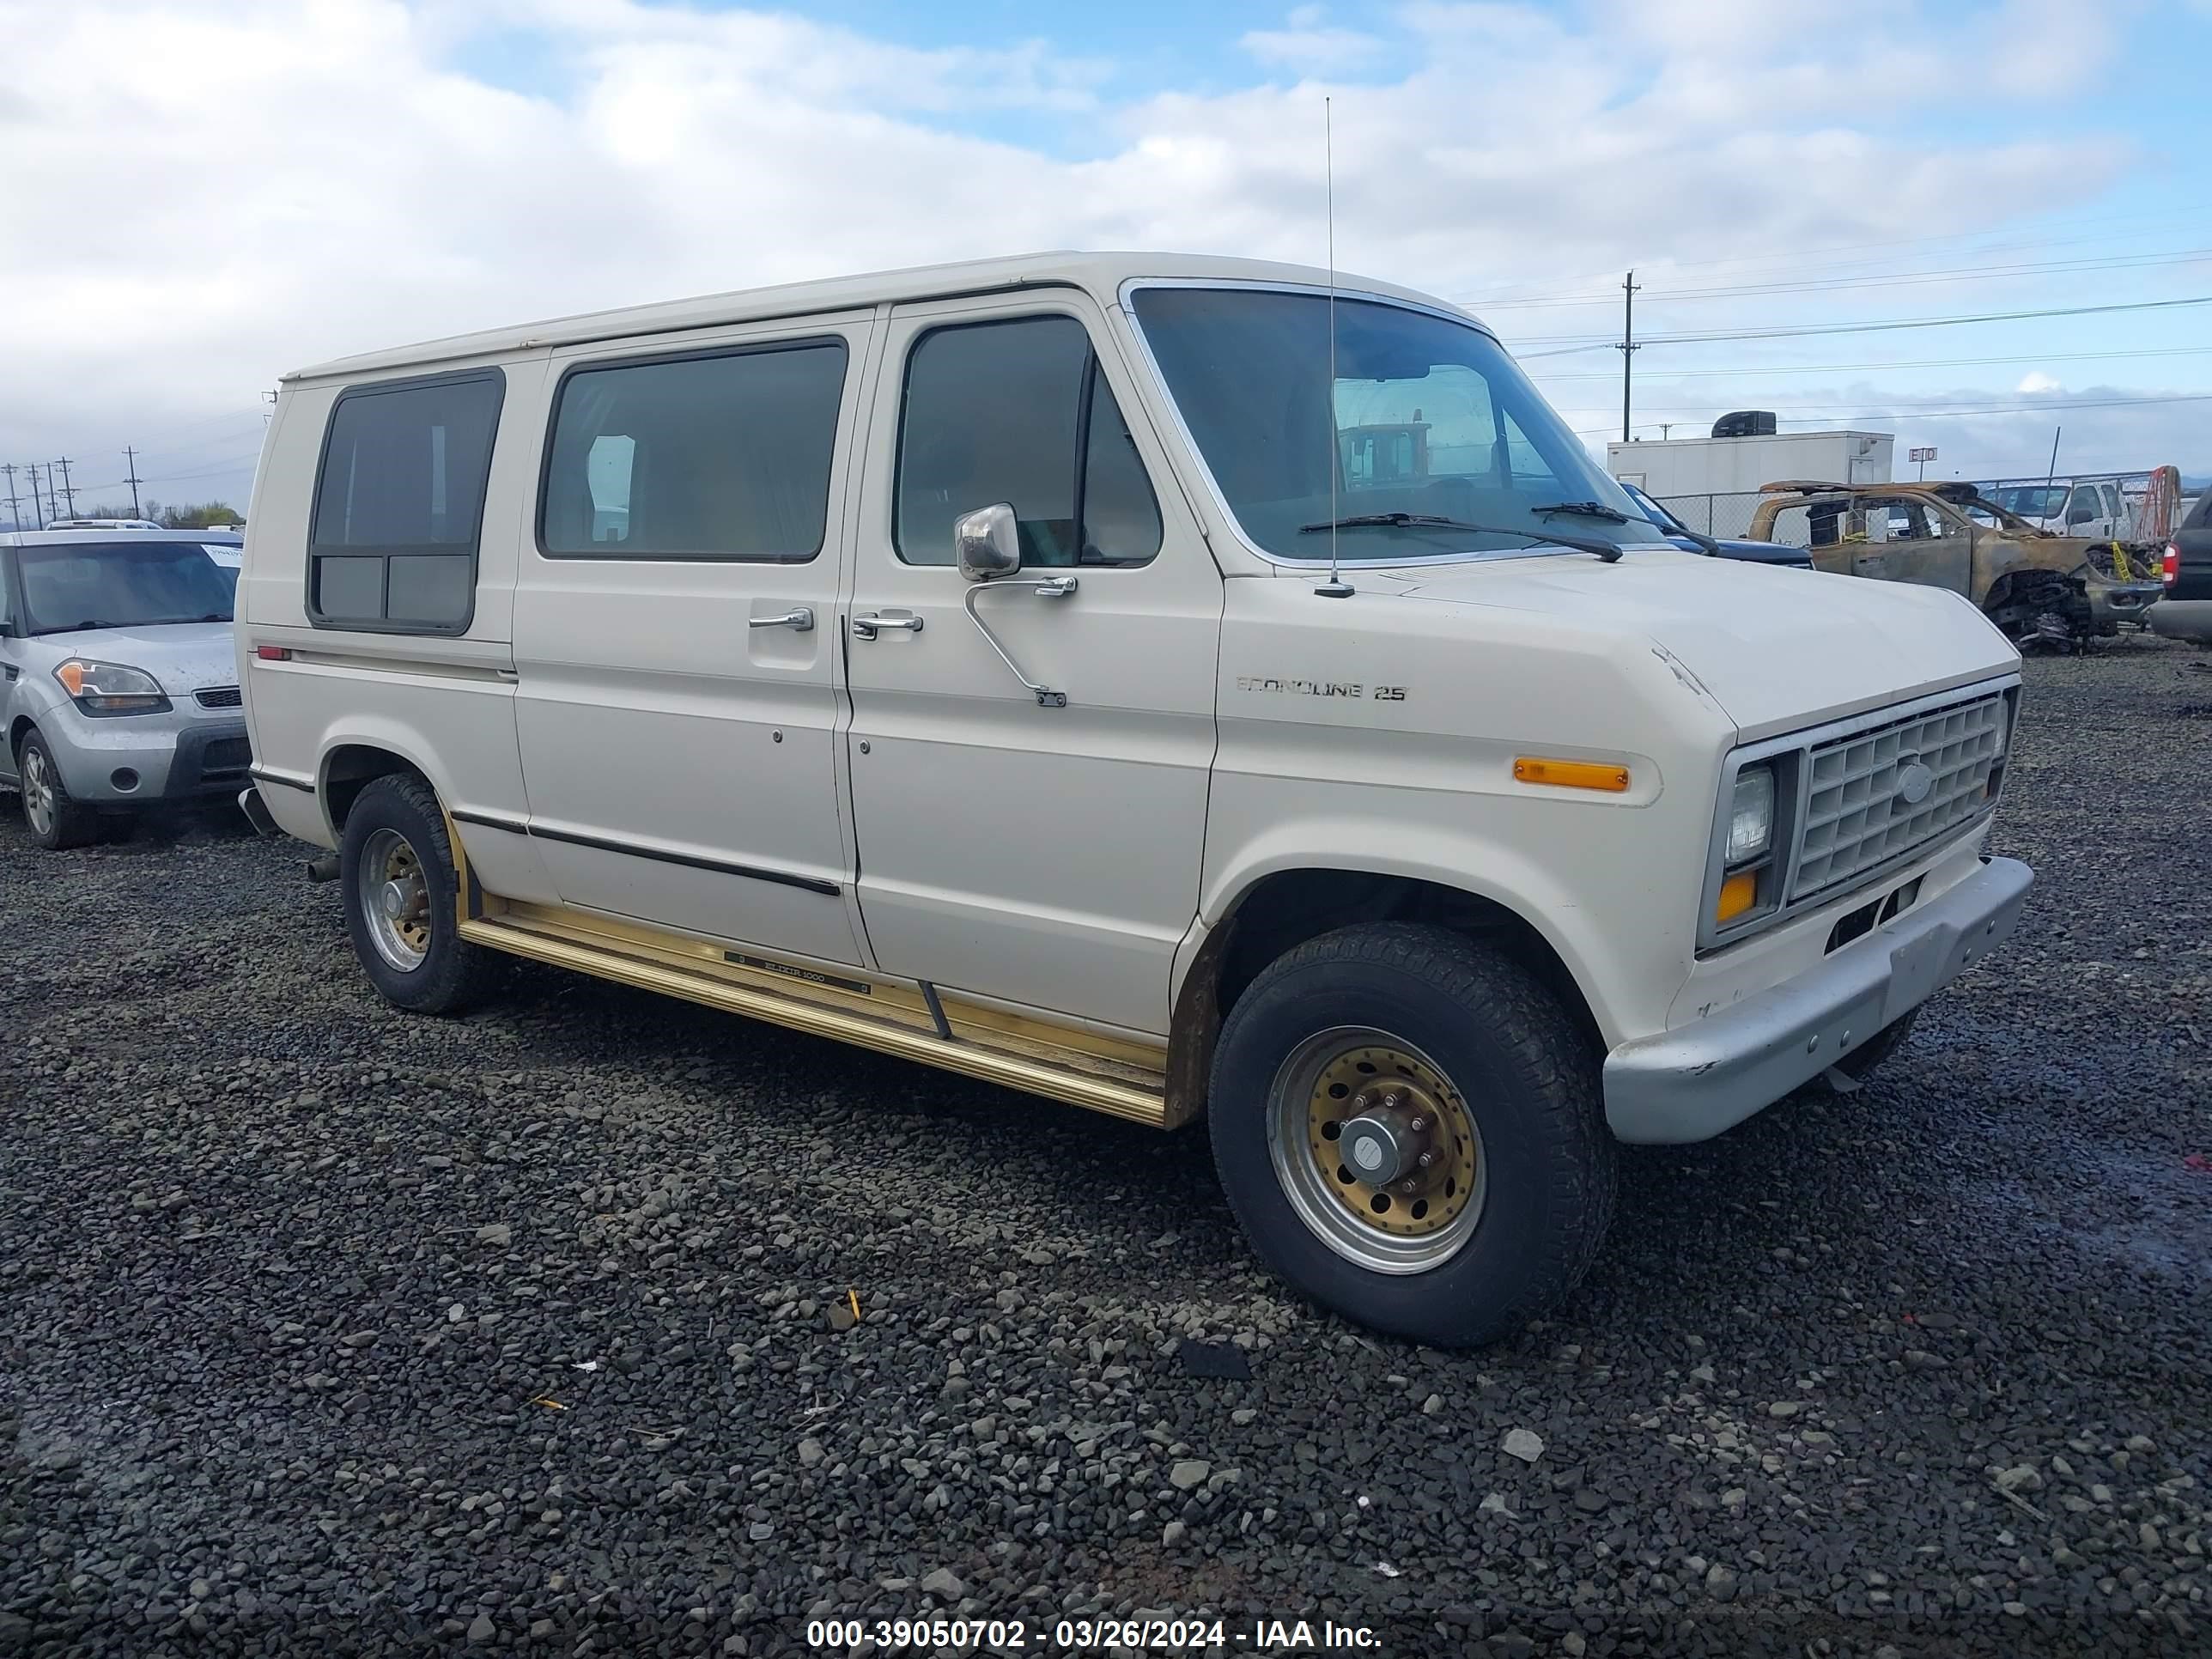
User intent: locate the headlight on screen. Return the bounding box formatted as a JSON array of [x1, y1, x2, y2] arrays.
[[1725, 766, 1775, 865], [53, 658, 170, 715]]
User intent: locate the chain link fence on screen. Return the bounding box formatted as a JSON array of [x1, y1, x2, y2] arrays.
[[1650, 491, 1771, 542]]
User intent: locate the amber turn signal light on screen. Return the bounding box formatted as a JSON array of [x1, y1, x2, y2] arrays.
[[1717, 868, 1759, 925], [1512, 757, 1631, 793]]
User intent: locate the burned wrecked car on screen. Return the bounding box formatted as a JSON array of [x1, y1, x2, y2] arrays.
[[1747, 480, 2166, 647]]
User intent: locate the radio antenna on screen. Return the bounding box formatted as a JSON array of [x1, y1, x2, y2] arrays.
[[1315, 94, 1352, 599]]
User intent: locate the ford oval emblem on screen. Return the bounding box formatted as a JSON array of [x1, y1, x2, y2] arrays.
[[1897, 760, 1935, 806]]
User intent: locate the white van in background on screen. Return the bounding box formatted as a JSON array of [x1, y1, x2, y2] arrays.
[[236, 252, 2032, 1346]]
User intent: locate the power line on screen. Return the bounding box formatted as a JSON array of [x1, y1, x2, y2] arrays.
[[1461, 201, 2212, 306], [1572, 391, 2212, 437], [1470, 246, 2212, 309], [1528, 344, 2212, 384], [1511, 294, 2212, 355]]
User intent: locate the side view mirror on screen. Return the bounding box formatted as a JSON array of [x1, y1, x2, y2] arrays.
[[955, 502, 1021, 582]]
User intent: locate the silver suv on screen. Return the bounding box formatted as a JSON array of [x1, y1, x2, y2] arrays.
[[2, 531, 250, 848]]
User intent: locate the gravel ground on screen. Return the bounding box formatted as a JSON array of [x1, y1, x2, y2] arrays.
[[2, 638, 2206, 1659]]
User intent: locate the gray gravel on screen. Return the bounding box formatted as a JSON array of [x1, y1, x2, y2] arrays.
[[2, 637, 2207, 1657]]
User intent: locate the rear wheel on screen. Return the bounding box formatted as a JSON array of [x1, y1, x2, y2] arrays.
[[1209, 922, 1616, 1348], [338, 774, 499, 1014], [17, 730, 100, 851]]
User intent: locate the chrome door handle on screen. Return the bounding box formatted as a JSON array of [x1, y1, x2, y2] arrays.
[[750, 607, 815, 633], [851, 613, 924, 640]]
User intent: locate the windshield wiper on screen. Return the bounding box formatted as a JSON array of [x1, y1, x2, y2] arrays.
[[1533, 500, 1632, 524], [1299, 511, 1623, 562]]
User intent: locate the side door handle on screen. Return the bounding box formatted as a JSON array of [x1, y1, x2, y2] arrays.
[[851, 613, 924, 641], [750, 607, 816, 633]]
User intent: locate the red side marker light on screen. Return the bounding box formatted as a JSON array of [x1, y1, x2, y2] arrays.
[[255, 645, 291, 661]]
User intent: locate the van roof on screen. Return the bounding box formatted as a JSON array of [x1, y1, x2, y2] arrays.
[[1, 528, 238, 548], [285, 250, 1480, 384]]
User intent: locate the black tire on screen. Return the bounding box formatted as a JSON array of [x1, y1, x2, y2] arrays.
[[1209, 922, 1616, 1348], [16, 729, 100, 851], [338, 773, 499, 1015]]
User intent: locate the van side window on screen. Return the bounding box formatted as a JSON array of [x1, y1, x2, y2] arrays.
[[896, 317, 1161, 568], [539, 341, 848, 561], [308, 370, 504, 633]]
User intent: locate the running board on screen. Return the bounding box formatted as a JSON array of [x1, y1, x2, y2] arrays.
[[455, 900, 1175, 1128]]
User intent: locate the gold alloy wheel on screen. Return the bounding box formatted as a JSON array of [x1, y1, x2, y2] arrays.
[[359, 826, 433, 972], [1266, 1027, 1487, 1274]]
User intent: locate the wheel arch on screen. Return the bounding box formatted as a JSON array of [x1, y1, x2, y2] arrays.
[[315, 726, 447, 842], [1165, 857, 1610, 1127]]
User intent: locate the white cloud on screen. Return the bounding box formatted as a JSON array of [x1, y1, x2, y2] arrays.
[[2017, 371, 2063, 392], [0, 0, 2168, 511], [1243, 3, 1387, 70]]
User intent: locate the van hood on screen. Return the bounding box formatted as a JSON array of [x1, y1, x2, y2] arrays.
[[1374, 550, 2018, 738], [23, 621, 239, 695]]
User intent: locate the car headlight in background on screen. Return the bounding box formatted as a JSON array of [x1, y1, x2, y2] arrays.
[[1725, 765, 1776, 865], [53, 658, 170, 715]]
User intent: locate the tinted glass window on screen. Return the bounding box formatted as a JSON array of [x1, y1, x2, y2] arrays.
[[896, 317, 1160, 568], [1133, 288, 1661, 561], [309, 371, 503, 631], [1079, 361, 1163, 565], [18, 542, 234, 635], [541, 342, 848, 560]]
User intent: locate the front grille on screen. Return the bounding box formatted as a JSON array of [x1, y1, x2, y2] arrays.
[[1790, 691, 2005, 902], [195, 685, 242, 708], [202, 737, 252, 775]]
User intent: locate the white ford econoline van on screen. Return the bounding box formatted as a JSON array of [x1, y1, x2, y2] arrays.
[[239, 252, 2032, 1346]]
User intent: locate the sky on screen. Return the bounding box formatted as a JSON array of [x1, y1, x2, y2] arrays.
[[1, 0, 2208, 525]]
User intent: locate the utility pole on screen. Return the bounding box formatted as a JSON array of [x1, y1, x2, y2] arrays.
[[1, 464, 20, 532], [123, 446, 143, 516], [54, 457, 76, 517], [43, 463, 59, 523], [1616, 270, 1640, 444], [28, 463, 46, 528]]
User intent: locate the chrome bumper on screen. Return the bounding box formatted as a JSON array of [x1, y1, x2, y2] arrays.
[[1602, 856, 2034, 1144]]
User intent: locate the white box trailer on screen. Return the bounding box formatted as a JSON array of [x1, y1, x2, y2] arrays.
[[1607, 430, 1893, 496]]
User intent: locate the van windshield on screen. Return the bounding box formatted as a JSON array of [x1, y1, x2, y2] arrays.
[[18, 542, 235, 635], [1130, 287, 1664, 562]]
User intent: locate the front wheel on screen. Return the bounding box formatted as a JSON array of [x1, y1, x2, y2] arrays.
[[338, 774, 499, 1014], [1209, 923, 1616, 1349], [17, 730, 100, 851]]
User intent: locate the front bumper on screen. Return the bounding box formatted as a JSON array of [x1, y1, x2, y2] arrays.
[[2148, 599, 2212, 644], [47, 712, 251, 805], [1602, 855, 2034, 1144], [2088, 579, 2166, 629]]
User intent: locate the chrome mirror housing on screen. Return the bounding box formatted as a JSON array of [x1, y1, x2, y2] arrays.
[[954, 503, 1021, 582]]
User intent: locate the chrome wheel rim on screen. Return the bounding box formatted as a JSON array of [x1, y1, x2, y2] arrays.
[[359, 827, 432, 971], [21, 745, 55, 837], [1266, 1026, 1487, 1274]]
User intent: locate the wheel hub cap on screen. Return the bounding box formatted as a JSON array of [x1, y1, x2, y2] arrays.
[[357, 827, 433, 970], [1268, 1030, 1489, 1274], [1337, 1079, 1447, 1190]]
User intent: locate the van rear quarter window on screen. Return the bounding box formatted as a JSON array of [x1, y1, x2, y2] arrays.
[[538, 340, 847, 561], [307, 369, 504, 633]]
